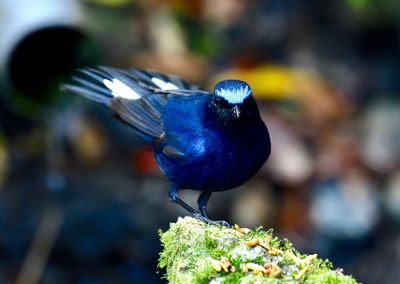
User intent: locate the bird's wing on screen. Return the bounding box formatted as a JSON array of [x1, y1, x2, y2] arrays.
[[61, 67, 208, 157]]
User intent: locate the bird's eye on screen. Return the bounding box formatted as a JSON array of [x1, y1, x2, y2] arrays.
[[214, 96, 230, 108]]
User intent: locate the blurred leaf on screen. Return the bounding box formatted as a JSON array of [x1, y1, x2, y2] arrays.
[[345, 0, 370, 11], [84, 0, 133, 7], [0, 134, 8, 187], [71, 119, 108, 164], [212, 65, 325, 100], [344, 0, 400, 18]]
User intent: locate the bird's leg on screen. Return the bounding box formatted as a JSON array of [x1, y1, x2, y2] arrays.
[[197, 191, 230, 227], [168, 186, 199, 216], [168, 186, 230, 227], [197, 191, 211, 218]]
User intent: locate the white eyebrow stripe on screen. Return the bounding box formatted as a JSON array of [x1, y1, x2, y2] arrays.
[[215, 86, 251, 104], [103, 79, 141, 100], [151, 77, 179, 90]]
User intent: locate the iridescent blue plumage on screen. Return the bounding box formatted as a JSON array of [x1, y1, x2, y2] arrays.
[[62, 67, 271, 226]]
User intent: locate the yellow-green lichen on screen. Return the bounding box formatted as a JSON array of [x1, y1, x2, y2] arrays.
[[158, 217, 358, 284]]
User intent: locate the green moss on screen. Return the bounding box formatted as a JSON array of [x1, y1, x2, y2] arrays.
[[159, 217, 358, 284]]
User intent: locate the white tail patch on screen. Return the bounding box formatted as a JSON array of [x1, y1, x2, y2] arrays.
[[151, 77, 179, 90], [103, 79, 141, 100]]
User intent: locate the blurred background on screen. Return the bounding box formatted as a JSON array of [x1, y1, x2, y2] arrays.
[[1, 0, 400, 283]]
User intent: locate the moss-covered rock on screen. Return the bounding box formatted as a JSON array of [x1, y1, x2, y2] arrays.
[[158, 217, 358, 284]]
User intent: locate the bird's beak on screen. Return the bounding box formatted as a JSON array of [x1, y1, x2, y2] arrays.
[[232, 105, 241, 118]]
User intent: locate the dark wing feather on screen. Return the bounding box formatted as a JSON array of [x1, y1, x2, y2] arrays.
[[111, 97, 165, 139], [162, 145, 186, 160]]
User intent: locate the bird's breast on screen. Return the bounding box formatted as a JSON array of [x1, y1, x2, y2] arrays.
[[156, 121, 270, 191]]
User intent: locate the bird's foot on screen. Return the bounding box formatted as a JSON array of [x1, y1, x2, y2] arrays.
[[193, 212, 230, 228]]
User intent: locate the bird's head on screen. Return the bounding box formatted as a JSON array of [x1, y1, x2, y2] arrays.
[[212, 80, 258, 123]]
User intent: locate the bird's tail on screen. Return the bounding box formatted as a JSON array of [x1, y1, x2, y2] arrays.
[[61, 66, 202, 106], [61, 66, 157, 105]]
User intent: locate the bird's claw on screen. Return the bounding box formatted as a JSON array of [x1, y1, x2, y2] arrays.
[[193, 213, 230, 228], [213, 220, 230, 228]]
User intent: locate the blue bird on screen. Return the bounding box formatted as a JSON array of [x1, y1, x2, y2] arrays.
[[62, 67, 271, 226]]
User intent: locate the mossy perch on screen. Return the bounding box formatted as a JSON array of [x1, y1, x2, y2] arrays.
[[159, 217, 358, 284]]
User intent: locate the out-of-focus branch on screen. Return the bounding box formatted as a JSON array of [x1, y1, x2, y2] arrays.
[[15, 208, 63, 284]]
